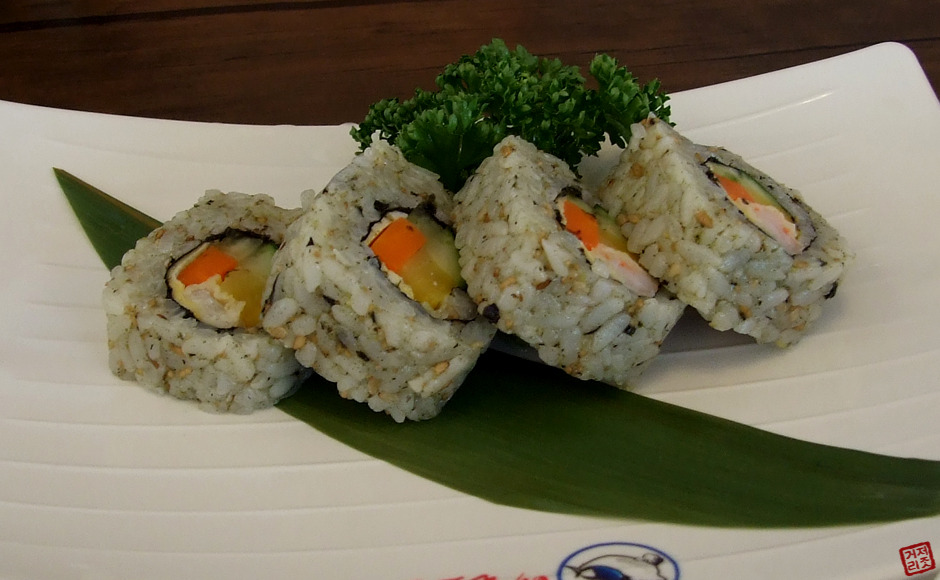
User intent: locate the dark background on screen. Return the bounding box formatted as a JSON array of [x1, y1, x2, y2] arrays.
[[1, 1, 938, 125]]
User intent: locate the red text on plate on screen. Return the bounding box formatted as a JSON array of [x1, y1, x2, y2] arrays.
[[433, 575, 549, 580], [900, 541, 935, 576]]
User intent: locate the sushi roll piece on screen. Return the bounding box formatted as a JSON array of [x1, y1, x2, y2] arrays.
[[597, 117, 852, 346], [102, 191, 310, 413], [262, 141, 496, 422], [453, 136, 686, 388]]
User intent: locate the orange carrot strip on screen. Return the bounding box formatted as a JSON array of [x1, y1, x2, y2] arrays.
[[369, 217, 427, 274], [177, 245, 240, 286], [562, 199, 600, 250], [716, 174, 757, 205]]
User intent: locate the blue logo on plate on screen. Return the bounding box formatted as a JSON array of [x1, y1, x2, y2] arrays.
[[557, 542, 680, 580]]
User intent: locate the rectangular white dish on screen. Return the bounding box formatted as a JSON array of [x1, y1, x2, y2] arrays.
[[0, 42, 938, 579]]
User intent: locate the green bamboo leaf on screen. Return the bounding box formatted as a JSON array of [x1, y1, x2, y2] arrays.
[[58, 168, 940, 527], [54, 168, 161, 269], [280, 352, 940, 527]]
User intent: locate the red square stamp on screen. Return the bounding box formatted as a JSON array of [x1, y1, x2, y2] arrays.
[[900, 541, 935, 576]]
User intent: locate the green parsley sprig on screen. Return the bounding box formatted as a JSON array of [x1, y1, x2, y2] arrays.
[[350, 39, 671, 192]]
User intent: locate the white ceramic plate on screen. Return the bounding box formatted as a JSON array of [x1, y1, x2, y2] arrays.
[[1, 43, 938, 580]]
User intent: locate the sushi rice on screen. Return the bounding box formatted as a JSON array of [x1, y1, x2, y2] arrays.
[[262, 141, 496, 422], [597, 117, 852, 346], [103, 191, 310, 413], [453, 136, 686, 388], [101, 123, 853, 418]]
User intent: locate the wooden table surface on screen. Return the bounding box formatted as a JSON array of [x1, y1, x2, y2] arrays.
[[1, 0, 938, 126]]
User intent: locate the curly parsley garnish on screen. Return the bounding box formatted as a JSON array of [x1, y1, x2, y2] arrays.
[[350, 39, 671, 192]]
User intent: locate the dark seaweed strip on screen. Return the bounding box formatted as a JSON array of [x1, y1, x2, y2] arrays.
[[58, 168, 940, 527]]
